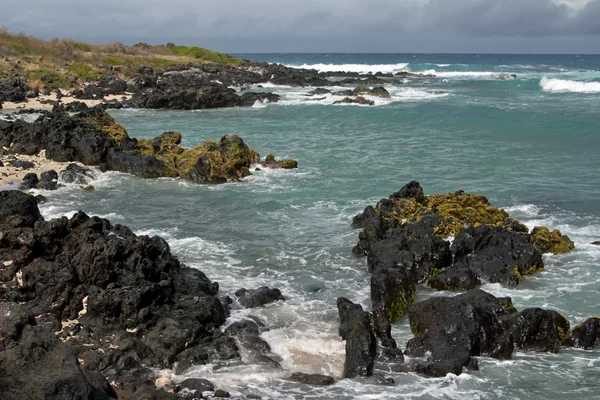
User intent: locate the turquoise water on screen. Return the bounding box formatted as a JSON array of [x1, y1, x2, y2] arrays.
[[23, 54, 600, 398]]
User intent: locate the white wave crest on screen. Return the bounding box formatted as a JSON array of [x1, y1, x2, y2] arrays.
[[420, 69, 497, 78], [286, 63, 409, 74], [540, 76, 600, 93]]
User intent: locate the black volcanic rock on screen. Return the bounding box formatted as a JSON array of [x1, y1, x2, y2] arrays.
[[568, 317, 600, 349], [234, 287, 285, 308], [337, 297, 376, 378], [0, 189, 230, 390], [0, 302, 117, 400]]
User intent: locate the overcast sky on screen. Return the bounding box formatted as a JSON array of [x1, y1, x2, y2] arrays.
[[2, 0, 599, 53]]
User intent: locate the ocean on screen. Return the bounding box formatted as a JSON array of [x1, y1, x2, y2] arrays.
[[32, 54, 600, 398]]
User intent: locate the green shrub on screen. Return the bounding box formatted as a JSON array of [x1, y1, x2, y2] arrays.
[[28, 69, 67, 89], [170, 45, 242, 65], [103, 56, 123, 66], [73, 42, 93, 52], [71, 61, 98, 80]]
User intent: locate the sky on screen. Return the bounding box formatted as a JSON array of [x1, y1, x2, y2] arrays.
[[1, 0, 599, 53]]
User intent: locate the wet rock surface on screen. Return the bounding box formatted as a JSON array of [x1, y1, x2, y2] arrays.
[[288, 372, 335, 386], [404, 290, 572, 377], [337, 297, 377, 378], [234, 286, 286, 308], [341, 181, 581, 379]]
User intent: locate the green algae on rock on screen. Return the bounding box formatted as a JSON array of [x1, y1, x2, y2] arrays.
[[530, 226, 575, 255], [0, 105, 298, 184], [376, 189, 510, 238]]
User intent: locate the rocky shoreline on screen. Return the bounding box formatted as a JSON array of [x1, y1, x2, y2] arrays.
[[0, 103, 298, 188], [2, 180, 599, 399], [0, 190, 293, 399], [0, 60, 436, 112]]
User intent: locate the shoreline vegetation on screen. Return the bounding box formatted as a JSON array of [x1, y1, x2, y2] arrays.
[[2, 30, 599, 400]]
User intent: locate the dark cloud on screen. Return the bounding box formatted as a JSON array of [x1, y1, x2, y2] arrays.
[[1, 0, 598, 52]]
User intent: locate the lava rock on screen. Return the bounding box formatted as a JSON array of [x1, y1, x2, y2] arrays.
[[214, 389, 231, 398], [567, 317, 600, 349], [21, 172, 39, 189], [405, 290, 516, 377], [500, 308, 570, 353], [390, 181, 425, 203], [59, 163, 98, 184], [371, 266, 415, 326], [235, 287, 285, 308], [0, 76, 31, 102], [288, 372, 335, 386], [337, 297, 376, 378], [0, 302, 117, 400], [451, 225, 543, 285], [37, 169, 59, 190], [9, 159, 35, 169], [179, 378, 215, 392], [427, 267, 480, 291], [0, 191, 228, 389], [0, 190, 43, 227]]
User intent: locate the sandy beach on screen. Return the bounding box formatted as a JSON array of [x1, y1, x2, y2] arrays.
[[0, 150, 80, 188], [1, 93, 132, 112]]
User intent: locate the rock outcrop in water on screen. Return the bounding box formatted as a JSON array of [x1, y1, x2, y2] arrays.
[[337, 297, 377, 378], [352, 182, 573, 283], [0, 104, 298, 183], [405, 289, 571, 376], [0, 190, 278, 398], [338, 181, 579, 378]]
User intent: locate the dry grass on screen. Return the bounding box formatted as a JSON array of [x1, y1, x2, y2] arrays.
[[0, 28, 243, 90]]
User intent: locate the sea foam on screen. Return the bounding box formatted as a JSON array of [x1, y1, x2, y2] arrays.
[[286, 63, 409, 74], [540, 76, 600, 93]]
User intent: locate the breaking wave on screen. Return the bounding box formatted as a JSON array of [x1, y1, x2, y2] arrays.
[[540, 76, 600, 93], [286, 63, 409, 74]]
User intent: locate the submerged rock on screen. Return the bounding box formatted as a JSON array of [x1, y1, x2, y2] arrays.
[[288, 372, 335, 386], [234, 287, 285, 308], [354, 85, 391, 98], [333, 96, 375, 106]]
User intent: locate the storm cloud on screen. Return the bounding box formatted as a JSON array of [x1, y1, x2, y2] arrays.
[[1, 0, 599, 53]]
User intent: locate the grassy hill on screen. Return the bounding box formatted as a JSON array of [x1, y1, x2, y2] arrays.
[[0, 28, 243, 91]]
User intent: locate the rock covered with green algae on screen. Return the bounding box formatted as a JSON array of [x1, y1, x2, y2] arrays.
[[348, 181, 576, 360], [137, 132, 260, 183], [356, 180, 574, 256], [530, 226, 575, 255], [0, 104, 298, 184], [374, 185, 511, 238]]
